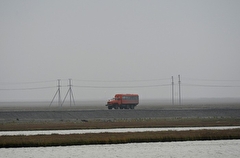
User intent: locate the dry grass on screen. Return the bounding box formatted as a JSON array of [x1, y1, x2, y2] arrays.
[[1, 118, 240, 148], [1, 129, 240, 148]]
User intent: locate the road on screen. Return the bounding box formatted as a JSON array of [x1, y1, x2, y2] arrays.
[[0, 104, 240, 122]]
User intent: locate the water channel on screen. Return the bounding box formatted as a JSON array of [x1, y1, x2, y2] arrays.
[[1, 126, 240, 136], [1, 126, 240, 158]]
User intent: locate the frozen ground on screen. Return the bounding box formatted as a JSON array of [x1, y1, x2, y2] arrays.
[[1, 107, 240, 122], [1, 140, 240, 158], [0, 99, 240, 122]]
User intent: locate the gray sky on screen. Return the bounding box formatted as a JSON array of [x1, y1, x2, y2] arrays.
[[1, 0, 240, 102]]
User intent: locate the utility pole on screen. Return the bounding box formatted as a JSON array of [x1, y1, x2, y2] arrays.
[[178, 75, 181, 105], [61, 79, 75, 106], [172, 76, 174, 105], [49, 79, 61, 107]]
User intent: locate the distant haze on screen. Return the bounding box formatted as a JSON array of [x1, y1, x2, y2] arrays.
[[1, 0, 240, 102]]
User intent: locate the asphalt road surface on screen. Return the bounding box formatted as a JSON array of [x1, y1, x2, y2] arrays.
[[0, 104, 240, 122]]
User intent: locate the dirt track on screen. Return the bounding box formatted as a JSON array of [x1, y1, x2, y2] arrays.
[[1, 104, 240, 122]]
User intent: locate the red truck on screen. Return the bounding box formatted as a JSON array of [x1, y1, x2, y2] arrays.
[[106, 94, 139, 109]]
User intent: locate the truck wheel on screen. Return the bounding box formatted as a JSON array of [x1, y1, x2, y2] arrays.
[[108, 106, 112, 109], [130, 105, 134, 109]]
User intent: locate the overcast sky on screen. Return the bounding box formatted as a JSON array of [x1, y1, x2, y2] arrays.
[[1, 0, 240, 102]]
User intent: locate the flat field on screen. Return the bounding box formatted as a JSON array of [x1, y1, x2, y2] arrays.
[[0, 102, 240, 147]]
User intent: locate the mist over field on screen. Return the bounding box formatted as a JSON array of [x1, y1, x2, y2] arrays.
[[1, 98, 240, 110], [1, 1, 240, 103]]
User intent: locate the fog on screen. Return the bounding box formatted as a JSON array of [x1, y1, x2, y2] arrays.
[[1, 0, 240, 102]]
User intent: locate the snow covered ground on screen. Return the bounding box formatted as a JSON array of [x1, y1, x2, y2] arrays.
[[1, 140, 240, 158]]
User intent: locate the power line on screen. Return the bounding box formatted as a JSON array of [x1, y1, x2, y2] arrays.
[[49, 79, 62, 107], [182, 84, 240, 88], [0, 80, 56, 85], [74, 84, 171, 89], [61, 79, 75, 106], [182, 77, 240, 82], [178, 75, 181, 105], [2, 77, 240, 103], [172, 76, 174, 105], [74, 78, 171, 83], [0, 86, 56, 91]]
